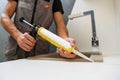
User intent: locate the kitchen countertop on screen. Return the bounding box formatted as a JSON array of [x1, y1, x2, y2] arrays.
[[0, 54, 120, 80]]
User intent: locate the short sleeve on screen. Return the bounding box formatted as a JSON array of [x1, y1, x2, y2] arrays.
[[52, 0, 64, 14]]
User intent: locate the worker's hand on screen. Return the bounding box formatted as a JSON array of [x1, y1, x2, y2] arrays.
[[16, 32, 36, 52], [57, 38, 78, 58]]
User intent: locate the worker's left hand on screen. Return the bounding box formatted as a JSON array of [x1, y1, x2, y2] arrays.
[[57, 37, 77, 58]]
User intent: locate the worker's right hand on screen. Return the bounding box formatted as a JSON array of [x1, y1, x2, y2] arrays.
[[16, 32, 36, 52]]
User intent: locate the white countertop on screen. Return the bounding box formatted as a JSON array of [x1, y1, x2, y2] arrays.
[[0, 54, 120, 80]]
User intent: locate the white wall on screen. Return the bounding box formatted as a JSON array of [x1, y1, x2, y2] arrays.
[[67, 0, 119, 55], [114, 0, 120, 53]]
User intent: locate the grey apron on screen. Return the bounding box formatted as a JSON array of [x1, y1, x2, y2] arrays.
[[5, 0, 54, 60]]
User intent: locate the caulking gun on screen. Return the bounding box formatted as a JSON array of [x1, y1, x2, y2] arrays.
[[19, 17, 94, 62]]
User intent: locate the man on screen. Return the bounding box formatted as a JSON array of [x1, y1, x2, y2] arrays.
[[0, 0, 76, 60]]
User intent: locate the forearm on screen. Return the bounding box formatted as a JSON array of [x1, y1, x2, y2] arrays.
[[56, 23, 69, 38], [54, 12, 69, 39], [0, 14, 21, 41], [0, 1, 21, 41]]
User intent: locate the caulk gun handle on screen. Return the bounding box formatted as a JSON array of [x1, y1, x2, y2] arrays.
[[23, 24, 38, 57], [16, 31, 36, 58], [17, 17, 37, 58]]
